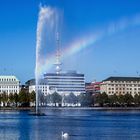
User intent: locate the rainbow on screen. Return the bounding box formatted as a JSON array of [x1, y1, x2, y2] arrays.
[[38, 13, 140, 75]]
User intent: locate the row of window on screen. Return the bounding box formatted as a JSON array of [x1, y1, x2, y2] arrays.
[[0, 86, 18, 88], [108, 91, 140, 94], [0, 78, 16, 82], [109, 84, 140, 87], [48, 80, 85, 83], [111, 81, 140, 84], [109, 88, 140, 90], [0, 90, 18, 93]]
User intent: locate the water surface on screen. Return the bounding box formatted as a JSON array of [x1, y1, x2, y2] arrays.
[[0, 109, 140, 140]]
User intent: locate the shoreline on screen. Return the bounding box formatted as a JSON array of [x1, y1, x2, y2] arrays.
[[0, 106, 140, 111], [44, 107, 140, 110], [0, 107, 35, 111]]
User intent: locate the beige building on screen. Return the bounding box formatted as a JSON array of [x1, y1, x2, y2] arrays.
[[100, 77, 140, 96]]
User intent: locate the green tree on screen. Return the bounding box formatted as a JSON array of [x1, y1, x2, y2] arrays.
[[1, 92, 8, 107], [95, 92, 109, 107], [124, 93, 134, 107], [134, 94, 140, 106], [0, 94, 2, 107], [9, 93, 14, 106], [13, 93, 19, 107], [51, 92, 62, 106], [109, 94, 118, 107], [18, 91, 30, 107], [30, 91, 36, 106], [118, 94, 125, 107]]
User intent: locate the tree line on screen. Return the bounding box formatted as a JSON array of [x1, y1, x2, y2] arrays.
[[0, 90, 35, 107], [94, 92, 140, 107], [1, 90, 140, 107]]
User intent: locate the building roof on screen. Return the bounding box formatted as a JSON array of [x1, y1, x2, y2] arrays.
[[103, 76, 140, 82], [25, 79, 35, 86], [0, 75, 19, 81], [25, 79, 48, 86]]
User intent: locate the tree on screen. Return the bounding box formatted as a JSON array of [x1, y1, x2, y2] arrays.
[[18, 91, 30, 107], [46, 94, 52, 105], [51, 92, 62, 106], [39, 93, 46, 106], [109, 94, 118, 107], [13, 93, 19, 107], [30, 91, 36, 106], [101, 92, 109, 106], [0, 94, 2, 107], [124, 93, 134, 107], [9, 93, 14, 106], [78, 93, 93, 107], [118, 94, 125, 107], [134, 94, 140, 106], [1, 92, 8, 107], [64, 93, 78, 105], [95, 92, 109, 107]]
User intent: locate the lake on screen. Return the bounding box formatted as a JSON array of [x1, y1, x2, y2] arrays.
[[0, 108, 140, 140]]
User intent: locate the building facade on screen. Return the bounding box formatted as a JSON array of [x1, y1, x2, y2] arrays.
[[100, 77, 140, 96], [85, 82, 101, 94], [44, 71, 85, 96], [0, 76, 20, 94], [26, 79, 50, 96]]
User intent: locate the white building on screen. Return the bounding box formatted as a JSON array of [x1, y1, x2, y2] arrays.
[[44, 70, 85, 96], [0, 76, 20, 94], [26, 79, 50, 96], [100, 77, 140, 96]]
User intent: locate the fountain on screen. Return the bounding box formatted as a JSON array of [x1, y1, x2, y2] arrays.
[[35, 5, 59, 115]]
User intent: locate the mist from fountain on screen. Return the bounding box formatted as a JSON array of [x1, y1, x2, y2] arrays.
[[35, 5, 58, 114]]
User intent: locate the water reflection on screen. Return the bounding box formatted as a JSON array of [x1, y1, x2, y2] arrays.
[[0, 109, 139, 140]]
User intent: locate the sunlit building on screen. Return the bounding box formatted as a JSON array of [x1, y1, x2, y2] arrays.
[[26, 79, 50, 96], [85, 81, 101, 94], [44, 70, 85, 96], [0, 75, 20, 94], [100, 76, 140, 96]]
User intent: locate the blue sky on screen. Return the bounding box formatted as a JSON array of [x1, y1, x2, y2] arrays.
[[0, 0, 140, 83]]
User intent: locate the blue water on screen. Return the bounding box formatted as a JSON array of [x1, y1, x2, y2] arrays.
[[0, 109, 140, 140]]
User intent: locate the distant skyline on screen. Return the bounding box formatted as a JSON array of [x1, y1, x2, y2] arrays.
[[0, 0, 140, 84]]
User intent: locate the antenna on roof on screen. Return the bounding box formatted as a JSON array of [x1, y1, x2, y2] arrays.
[[3, 68, 6, 75], [54, 32, 62, 74], [136, 71, 140, 77]]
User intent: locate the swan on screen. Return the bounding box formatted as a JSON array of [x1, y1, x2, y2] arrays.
[[62, 131, 69, 139]]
